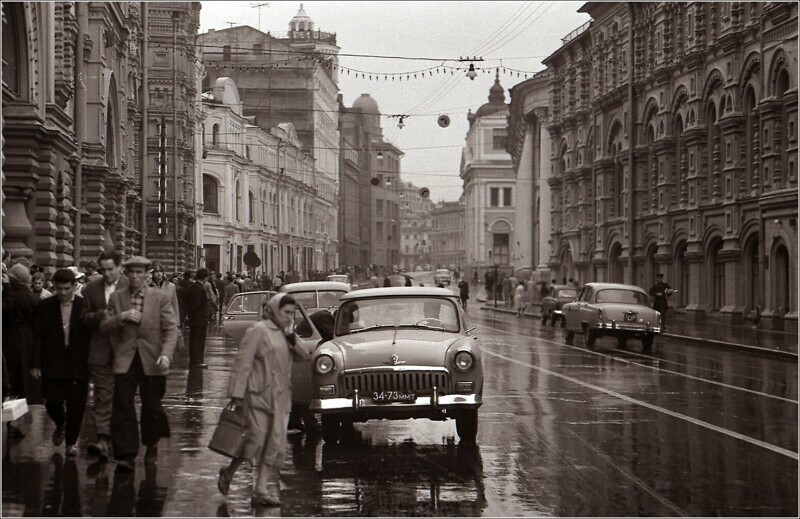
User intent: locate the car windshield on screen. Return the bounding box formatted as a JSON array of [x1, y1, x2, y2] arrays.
[[595, 289, 649, 305], [335, 297, 460, 335], [558, 289, 578, 298], [228, 293, 270, 313], [327, 276, 348, 283], [289, 290, 347, 310]]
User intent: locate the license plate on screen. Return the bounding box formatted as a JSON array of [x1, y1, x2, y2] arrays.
[[624, 312, 637, 322], [372, 391, 416, 403]]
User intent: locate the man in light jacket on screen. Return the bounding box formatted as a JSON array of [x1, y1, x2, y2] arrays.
[[100, 256, 178, 472]]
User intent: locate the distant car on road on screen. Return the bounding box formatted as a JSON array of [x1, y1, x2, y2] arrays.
[[434, 269, 452, 287], [310, 287, 483, 444], [541, 285, 579, 326], [326, 274, 351, 290], [562, 282, 662, 350]]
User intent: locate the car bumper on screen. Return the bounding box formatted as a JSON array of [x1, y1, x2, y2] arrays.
[[594, 322, 662, 334], [310, 393, 482, 415]]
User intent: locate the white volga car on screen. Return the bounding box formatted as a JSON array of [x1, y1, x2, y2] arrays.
[[562, 283, 662, 350]]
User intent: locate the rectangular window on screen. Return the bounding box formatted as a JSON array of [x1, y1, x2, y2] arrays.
[[490, 187, 499, 207], [253, 44, 263, 55], [492, 233, 510, 265], [503, 187, 512, 207], [493, 128, 507, 150], [376, 199, 383, 217], [223, 45, 231, 61]]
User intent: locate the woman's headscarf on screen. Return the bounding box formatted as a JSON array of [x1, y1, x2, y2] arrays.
[[260, 293, 295, 334]]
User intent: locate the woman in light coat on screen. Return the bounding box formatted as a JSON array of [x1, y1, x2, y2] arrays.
[[515, 281, 526, 318], [217, 293, 310, 506]]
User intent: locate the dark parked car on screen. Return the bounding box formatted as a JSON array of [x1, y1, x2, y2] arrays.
[[541, 285, 578, 326]]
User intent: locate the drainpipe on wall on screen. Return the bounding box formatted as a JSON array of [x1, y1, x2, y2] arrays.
[[73, 2, 88, 264], [140, 2, 149, 255], [627, 2, 637, 284]]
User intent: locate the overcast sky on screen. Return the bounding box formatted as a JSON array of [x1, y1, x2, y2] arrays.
[[199, 1, 590, 202]]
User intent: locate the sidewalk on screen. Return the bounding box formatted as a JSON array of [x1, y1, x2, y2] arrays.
[[476, 290, 798, 359]]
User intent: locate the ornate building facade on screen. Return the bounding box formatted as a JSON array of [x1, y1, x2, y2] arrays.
[[509, 2, 797, 329], [429, 197, 467, 270], [198, 77, 324, 276], [398, 181, 434, 271], [461, 74, 517, 280], [2, 2, 201, 272]]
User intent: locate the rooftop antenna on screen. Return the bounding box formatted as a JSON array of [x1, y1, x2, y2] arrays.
[[224, 21, 236, 28], [250, 3, 270, 32]]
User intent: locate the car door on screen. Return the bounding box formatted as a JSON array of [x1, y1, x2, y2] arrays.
[[577, 287, 596, 328], [563, 287, 587, 330], [291, 304, 322, 405], [222, 292, 268, 344]]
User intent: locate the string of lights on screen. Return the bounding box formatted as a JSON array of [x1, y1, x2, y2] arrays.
[[202, 137, 467, 152]]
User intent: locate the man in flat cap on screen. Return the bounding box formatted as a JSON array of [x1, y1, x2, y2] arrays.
[[100, 256, 178, 472]]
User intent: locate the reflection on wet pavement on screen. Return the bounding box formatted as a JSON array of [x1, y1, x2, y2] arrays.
[[2, 313, 797, 517]]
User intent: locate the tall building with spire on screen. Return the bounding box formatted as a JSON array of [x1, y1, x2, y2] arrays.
[[197, 4, 340, 268], [461, 72, 516, 280]]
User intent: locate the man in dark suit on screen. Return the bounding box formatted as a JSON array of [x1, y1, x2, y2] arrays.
[[100, 256, 178, 472], [81, 250, 129, 460], [31, 268, 91, 457], [184, 268, 210, 368]]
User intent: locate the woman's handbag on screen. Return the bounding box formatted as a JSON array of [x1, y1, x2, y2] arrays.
[[208, 401, 248, 458]]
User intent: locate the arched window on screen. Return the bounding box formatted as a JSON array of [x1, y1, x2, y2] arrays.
[[106, 99, 117, 169], [248, 191, 255, 223], [774, 243, 790, 315], [706, 101, 719, 200], [212, 124, 220, 145], [744, 87, 758, 193], [708, 238, 725, 311], [775, 68, 791, 188], [2, 2, 26, 99], [202, 174, 218, 213]]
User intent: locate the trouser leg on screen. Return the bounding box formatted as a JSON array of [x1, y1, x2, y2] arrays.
[[189, 324, 207, 365], [45, 393, 66, 431], [111, 357, 142, 459], [88, 362, 114, 438], [64, 379, 89, 446], [139, 373, 169, 447]]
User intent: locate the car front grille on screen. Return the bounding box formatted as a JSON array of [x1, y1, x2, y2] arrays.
[[342, 371, 449, 396]]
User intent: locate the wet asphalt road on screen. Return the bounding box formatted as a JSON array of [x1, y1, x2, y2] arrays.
[[2, 282, 797, 517]]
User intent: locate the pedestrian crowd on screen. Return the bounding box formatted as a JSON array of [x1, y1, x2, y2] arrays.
[[1, 251, 344, 507]]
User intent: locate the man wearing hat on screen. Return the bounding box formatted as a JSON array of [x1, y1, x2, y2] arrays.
[[649, 272, 675, 330], [100, 256, 178, 472], [81, 250, 129, 460]]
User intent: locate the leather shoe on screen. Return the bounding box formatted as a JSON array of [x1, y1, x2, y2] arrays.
[[52, 426, 65, 446], [116, 457, 135, 472], [218, 466, 234, 495], [87, 437, 110, 460], [145, 444, 158, 464], [65, 444, 78, 457]]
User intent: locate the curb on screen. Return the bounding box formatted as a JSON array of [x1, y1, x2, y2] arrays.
[[478, 304, 798, 361]]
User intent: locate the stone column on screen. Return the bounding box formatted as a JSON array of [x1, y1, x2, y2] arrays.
[[81, 165, 107, 265], [537, 117, 553, 278], [683, 244, 706, 319], [514, 122, 534, 273]]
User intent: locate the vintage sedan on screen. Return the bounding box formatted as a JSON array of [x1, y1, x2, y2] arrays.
[[540, 284, 579, 326], [280, 281, 351, 313], [326, 274, 352, 290], [310, 287, 484, 444], [434, 269, 452, 286], [562, 283, 662, 350], [222, 290, 323, 409]]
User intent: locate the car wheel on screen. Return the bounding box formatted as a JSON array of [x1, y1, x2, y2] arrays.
[[565, 330, 575, 345], [586, 329, 598, 349], [641, 335, 654, 352], [455, 410, 478, 444], [321, 416, 341, 444]]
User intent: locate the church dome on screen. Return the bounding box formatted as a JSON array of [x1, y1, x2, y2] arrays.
[[474, 71, 507, 118], [352, 93, 380, 115]]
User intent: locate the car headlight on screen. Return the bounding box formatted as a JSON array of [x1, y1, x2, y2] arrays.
[[315, 354, 335, 375], [454, 351, 475, 372]]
